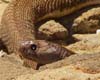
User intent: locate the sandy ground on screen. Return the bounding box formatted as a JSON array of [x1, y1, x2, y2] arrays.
[[67, 34, 100, 54], [0, 0, 9, 22]]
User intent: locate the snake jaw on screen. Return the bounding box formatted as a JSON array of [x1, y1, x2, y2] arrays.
[[18, 40, 75, 65]]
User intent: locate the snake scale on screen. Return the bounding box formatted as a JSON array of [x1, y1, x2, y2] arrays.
[[0, 0, 100, 69]]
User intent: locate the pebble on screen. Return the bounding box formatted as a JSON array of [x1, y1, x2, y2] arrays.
[[0, 50, 7, 57]]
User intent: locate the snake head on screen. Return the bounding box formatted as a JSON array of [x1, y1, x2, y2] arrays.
[[19, 40, 53, 59], [19, 40, 74, 64], [19, 40, 62, 64], [19, 41, 38, 59]]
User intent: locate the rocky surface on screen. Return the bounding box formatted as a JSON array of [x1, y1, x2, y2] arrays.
[[0, 0, 9, 23], [1, 0, 10, 3], [38, 20, 68, 40], [66, 34, 100, 54], [15, 52, 100, 80], [72, 7, 100, 33], [16, 65, 100, 80], [0, 54, 36, 80], [40, 53, 100, 73]]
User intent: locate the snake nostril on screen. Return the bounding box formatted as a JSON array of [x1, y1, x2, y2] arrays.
[[31, 44, 37, 51]]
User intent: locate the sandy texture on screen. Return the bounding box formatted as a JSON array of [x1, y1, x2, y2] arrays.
[[0, 54, 36, 80], [40, 53, 100, 72], [67, 34, 100, 54], [38, 20, 68, 40], [72, 7, 100, 33], [16, 65, 100, 80], [0, 0, 9, 22]]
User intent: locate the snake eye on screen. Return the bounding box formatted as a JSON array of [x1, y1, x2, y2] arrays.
[[31, 44, 37, 51]]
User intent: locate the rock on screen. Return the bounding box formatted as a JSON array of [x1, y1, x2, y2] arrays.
[[0, 54, 36, 80], [0, 50, 7, 57], [40, 53, 100, 74], [38, 20, 68, 40], [96, 29, 100, 35], [72, 7, 100, 33], [16, 65, 100, 80], [0, 1, 9, 22], [67, 34, 100, 54], [1, 0, 10, 3]]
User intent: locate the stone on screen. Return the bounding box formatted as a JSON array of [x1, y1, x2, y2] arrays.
[[16, 65, 100, 80], [72, 7, 100, 33], [38, 20, 68, 40]]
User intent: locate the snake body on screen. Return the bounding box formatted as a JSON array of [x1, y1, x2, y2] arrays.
[[0, 0, 100, 69]]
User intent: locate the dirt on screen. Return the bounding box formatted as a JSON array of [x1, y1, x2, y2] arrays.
[[16, 65, 100, 80], [0, 54, 36, 80], [66, 34, 100, 54], [0, 0, 9, 23]]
